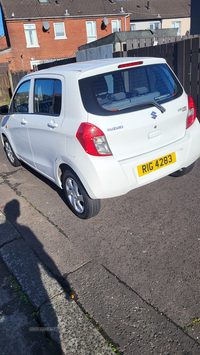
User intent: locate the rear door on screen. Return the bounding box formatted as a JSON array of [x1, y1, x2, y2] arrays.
[[27, 76, 64, 180]]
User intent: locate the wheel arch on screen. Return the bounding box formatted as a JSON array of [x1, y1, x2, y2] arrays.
[[57, 159, 98, 199], [57, 162, 95, 199], [57, 163, 75, 189], [1, 133, 7, 146]]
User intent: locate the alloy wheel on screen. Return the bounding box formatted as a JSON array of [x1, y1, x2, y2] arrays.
[[5, 141, 15, 164], [66, 177, 84, 213]]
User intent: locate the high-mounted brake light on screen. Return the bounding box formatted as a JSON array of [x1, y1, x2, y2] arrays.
[[186, 95, 196, 129], [76, 123, 112, 156], [118, 61, 143, 69]]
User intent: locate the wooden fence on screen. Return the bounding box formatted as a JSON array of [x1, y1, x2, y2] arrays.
[[76, 44, 113, 62], [126, 35, 193, 50], [114, 35, 200, 118], [9, 70, 28, 93], [0, 63, 11, 105]]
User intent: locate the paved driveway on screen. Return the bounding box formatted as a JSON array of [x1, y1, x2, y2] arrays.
[[0, 128, 200, 354]]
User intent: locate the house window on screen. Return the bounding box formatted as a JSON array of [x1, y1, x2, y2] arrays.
[[24, 24, 39, 47], [130, 24, 135, 31], [86, 21, 97, 43], [171, 22, 181, 36], [53, 23, 67, 39], [112, 20, 121, 33], [149, 23, 159, 30]]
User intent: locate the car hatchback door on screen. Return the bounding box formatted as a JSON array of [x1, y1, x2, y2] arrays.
[[80, 61, 186, 161], [27, 77, 64, 180]]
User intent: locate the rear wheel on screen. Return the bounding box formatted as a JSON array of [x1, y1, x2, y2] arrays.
[[62, 169, 101, 219], [4, 138, 21, 167], [170, 162, 195, 177]]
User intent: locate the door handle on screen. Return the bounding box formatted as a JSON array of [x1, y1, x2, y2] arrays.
[[21, 118, 27, 125], [48, 120, 58, 128]]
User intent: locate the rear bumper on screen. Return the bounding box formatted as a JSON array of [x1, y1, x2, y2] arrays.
[[74, 119, 200, 199]]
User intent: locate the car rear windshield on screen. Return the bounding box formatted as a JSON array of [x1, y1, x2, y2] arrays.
[[79, 63, 183, 116]]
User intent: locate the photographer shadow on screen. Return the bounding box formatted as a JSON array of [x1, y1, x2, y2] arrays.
[[2, 199, 74, 354]]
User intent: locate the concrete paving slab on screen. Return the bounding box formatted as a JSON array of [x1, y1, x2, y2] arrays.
[[0, 182, 91, 277], [0, 210, 20, 246], [0, 255, 58, 355], [67, 261, 200, 355], [0, 238, 63, 309], [188, 323, 200, 343], [0, 209, 117, 355], [0, 161, 20, 175], [40, 292, 115, 355]]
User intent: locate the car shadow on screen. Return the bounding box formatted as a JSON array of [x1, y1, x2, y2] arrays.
[[20, 161, 67, 205]]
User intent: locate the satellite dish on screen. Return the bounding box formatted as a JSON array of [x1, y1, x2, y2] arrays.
[[43, 21, 50, 31], [104, 17, 108, 26]]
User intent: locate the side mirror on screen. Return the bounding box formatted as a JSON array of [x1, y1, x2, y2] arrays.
[[0, 105, 9, 114]]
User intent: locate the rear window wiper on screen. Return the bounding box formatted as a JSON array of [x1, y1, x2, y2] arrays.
[[118, 101, 166, 113]]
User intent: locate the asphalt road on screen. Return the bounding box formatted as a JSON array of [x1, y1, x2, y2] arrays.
[[0, 128, 200, 354]]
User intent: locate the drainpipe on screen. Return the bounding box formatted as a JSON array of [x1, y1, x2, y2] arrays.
[[157, 14, 162, 29], [124, 14, 130, 31], [21, 55, 25, 71]]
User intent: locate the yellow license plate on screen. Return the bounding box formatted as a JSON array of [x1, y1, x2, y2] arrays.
[[137, 152, 176, 177]]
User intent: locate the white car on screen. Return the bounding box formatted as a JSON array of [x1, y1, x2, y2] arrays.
[[1, 57, 200, 219]]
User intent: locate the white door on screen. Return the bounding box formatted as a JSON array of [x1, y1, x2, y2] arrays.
[[27, 77, 64, 180], [8, 80, 35, 167]]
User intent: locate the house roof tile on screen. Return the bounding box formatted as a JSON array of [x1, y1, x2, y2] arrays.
[[117, 0, 191, 21], [0, 0, 128, 20], [0, 0, 190, 21]]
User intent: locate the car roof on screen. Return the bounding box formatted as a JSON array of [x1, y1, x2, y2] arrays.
[[23, 57, 167, 81]]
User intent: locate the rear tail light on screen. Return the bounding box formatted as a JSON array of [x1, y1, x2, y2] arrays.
[[186, 95, 197, 129], [76, 123, 112, 156]]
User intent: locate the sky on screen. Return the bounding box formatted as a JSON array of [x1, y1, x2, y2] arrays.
[[0, 6, 5, 36]]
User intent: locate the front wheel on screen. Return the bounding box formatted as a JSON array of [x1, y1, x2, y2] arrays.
[[62, 169, 101, 219], [4, 138, 21, 167], [170, 162, 195, 177]]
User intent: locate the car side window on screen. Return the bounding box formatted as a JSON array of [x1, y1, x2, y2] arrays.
[[12, 81, 30, 113], [34, 79, 62, 115], [53, 80, 62, 115]]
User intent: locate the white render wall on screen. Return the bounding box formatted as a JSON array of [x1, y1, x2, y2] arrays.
[[162, 17, 190, 36], [130, 17, 190, 36], [131, 20, 161, 31]]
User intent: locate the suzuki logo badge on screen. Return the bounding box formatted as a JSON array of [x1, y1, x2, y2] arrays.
[[151, 111, 157, 119]]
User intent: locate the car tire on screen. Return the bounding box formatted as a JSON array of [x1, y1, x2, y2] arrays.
[[4, 138, 21, 167], [62, 169, 101, 219], [170, 162, 195, 177]]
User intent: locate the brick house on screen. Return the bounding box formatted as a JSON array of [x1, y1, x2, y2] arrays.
[[116, 0, 191, 36], [0, 0, 130, 72], [0, 35, 7, 49]]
